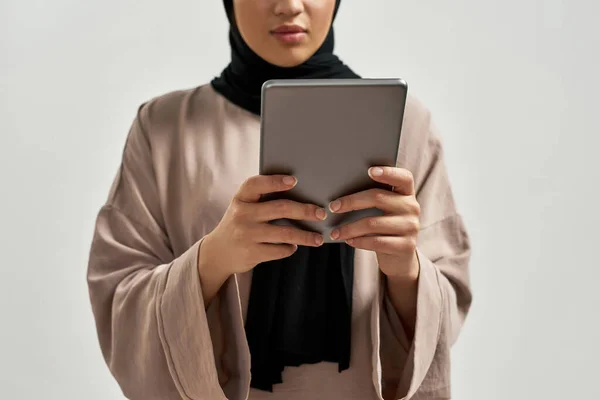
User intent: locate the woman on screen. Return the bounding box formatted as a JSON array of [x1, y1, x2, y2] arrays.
[[87, 0, 472, 399]]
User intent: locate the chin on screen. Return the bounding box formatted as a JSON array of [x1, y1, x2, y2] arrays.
[[264, 48, 313, 68], [274, 59, 308, 68]]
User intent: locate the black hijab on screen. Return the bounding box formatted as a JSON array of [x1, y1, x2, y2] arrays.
[[211, 0, 360, 392]]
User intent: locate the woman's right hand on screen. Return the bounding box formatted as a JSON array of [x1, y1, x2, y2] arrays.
[[197, 174, 327, 304]]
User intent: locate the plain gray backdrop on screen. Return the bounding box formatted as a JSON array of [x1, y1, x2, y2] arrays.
[[1, 0, 599, 399]]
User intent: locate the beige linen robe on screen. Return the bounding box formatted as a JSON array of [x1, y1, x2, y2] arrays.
[[87, 84, 472, 400]]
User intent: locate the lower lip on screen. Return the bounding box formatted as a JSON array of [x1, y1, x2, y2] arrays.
[[271, 31, 307, 44]]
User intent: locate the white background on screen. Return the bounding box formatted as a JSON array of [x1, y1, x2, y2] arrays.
[[1, 0, 599, 399]]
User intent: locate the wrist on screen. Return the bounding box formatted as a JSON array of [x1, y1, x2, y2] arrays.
[[385, 251, 420, 285], [385, 252, 420, 339], [197, 233, 231, 306]]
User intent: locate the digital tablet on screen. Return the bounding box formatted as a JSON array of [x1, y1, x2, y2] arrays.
[[259, 78, 408, 243]]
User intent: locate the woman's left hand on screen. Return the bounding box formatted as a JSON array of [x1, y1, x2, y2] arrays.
[[328, 166, 421, 281]]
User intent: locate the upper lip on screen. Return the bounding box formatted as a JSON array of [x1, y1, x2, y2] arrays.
[[271, 24, 306, 34]]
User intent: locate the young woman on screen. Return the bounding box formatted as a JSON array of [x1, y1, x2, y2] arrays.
[[87, 1, 472, 399]]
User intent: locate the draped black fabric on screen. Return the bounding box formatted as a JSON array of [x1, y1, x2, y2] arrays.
[[211, 0, 359, 392], [211, 0, 359, 115], [244, 242, 356, 391]]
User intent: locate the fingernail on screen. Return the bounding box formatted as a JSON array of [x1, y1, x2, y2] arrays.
[[346, 239, 354, 245], [283, 176, 296, 186], [316, 208, 327, 220], [330, 229, 340, 240], [329, 200, 341, 212], [370, 167, 384, 177], [315, 235, 324, 246]]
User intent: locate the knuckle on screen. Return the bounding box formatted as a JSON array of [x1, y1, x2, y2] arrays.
[[367, 217, 379, 230], [271, 175, 283, 188], [394, 167, 411, 182], [276, 200, 290, 216], [230, 202, 245, 220], [340, 197, 351, 210], [280, 227, 295, 243], [411, 201, 421, 216], [297, 232, 310, 246], [373, 190, 388, 206], [374, 190, 388, 204], [306, 204, 316, 219], [232, 226, 246, 242], [399, 237, 416, 252], [372, 236, 386, 248], [301, 231, 312, 245], [408, 218, 420, 234], [240, 177, 254, 192], [406, 237, 418, 250]]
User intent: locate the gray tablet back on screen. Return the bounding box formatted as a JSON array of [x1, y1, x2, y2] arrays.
[[259, 78, 408, 243]]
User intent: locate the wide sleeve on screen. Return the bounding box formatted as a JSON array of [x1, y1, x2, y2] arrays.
[[86, 103, 227, 400], [380, 109, 473, 400]]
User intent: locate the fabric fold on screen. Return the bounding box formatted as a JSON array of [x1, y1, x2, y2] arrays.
[[157, 238, 228, 400], [86, 86, 472, 400]]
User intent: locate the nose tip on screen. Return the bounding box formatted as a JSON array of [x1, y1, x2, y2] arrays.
[[273, 0, 304, 16]]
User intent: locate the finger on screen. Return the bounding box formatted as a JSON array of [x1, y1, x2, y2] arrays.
[[236, 175, 297, 203], [368, 167, 415, 195], [345, 236, 417, 256], [329, 189, 416, 215], [330, 215, 419, 241], [254, 243, 298, 263], [255, 224, 324, 247], [251, 199, 327, 222]]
